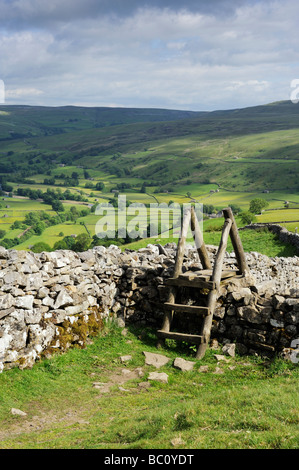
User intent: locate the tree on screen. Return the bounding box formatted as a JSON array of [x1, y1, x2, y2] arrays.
[[43, 177, 55, 185], [31, 242, 51, 253], [249, 198, 269, 215], [70, 206, 79, 218], [203, 204, 215, 214], [11, 220, 22, 230], [53, 236, 76, 251], [34, 221, 46, 236], [51, 200, 64, 212], [95, 182, 105, 191], [1, 182, 13, 192], [240, 211, 257, 225], [73, 233, 91, 252]]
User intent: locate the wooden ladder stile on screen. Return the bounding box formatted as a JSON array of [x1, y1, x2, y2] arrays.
[[157, 206, 249, 359]]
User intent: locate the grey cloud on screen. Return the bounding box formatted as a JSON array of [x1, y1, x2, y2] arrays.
[[1, 0, 298, 111], [0, 0, 262, 29]]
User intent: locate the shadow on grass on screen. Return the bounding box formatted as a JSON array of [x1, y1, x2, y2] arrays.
[[276, 244, 297, 257], [126, 324, 199, 358]]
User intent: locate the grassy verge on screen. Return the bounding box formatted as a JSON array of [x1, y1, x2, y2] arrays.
[[0, 322, 298, 449]]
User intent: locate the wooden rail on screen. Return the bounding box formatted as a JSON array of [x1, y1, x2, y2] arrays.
[[190, 206, 212, 270], [222, 207, 249, 275], [196, 217, 232, 359]]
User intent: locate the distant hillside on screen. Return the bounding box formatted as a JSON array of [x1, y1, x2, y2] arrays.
[[0, 100, 299, 192], [1, 100, 299, 141], [0, 105, 203, 140]]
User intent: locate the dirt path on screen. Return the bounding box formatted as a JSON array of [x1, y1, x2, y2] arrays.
[[0, 366, 146, 443]]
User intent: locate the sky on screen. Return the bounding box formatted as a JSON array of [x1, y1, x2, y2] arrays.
[[0, 0, 299, 111]]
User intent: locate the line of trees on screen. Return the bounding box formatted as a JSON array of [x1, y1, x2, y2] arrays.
[[16, 187, 89, 212]]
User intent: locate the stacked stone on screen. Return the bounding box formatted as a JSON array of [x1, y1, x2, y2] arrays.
[[0, 243, 298, 371], [213, 277, 299, 358], [0, 246, 121, 371]]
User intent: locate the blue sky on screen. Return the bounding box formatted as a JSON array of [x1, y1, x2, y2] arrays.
[[0, 0, 299, 111]]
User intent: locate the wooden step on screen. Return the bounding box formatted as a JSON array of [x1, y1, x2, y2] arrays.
[[164, 277, 215, 290], [179, 271, 211, 281], [164, 302, 210, 316], [157, 330, 203, 345], [208, 268, 239, 279], [165, 268, 239, 290], [179, 268, 238, 281]]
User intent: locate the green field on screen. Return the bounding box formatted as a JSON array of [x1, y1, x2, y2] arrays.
[[0, 101, 299, 253], [15, 223, 88, 250], [0, 188, 298, 253], [124, 222, 297, 258]]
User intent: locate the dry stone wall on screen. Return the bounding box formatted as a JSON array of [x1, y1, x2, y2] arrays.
[[0, 243, 298, 372]]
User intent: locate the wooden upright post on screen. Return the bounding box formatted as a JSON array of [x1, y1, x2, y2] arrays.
[[222, 207, 249, 275], [190, 207, 212, 270], [196, 218, 232, 359], [172, 207, 192, 280]]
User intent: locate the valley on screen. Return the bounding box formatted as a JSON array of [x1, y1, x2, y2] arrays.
[[0, 101, 298, 255]]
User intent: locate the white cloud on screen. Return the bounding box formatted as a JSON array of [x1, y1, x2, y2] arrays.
[[6, 87, 44, 98], [1, 0, 299, 110]]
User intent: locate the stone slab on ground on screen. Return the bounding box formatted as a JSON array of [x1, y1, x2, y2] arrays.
[[173, 357, 195, 371], [148, 372, 168, 383], [143, 351, 170, 368]]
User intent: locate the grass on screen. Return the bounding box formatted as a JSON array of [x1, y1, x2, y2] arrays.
[[256, 208, 299, 223], [0, 197, 55, 231], [124, 220, 297, 257], [204, 226, 297, 257], [0, 322, 298, 449], [15, 223, 88, 250]]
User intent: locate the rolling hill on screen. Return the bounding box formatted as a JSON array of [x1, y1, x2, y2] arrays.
[[0, 100, 299, 253], [0, 100, 299, 192], [0, 105, 202, 140]]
